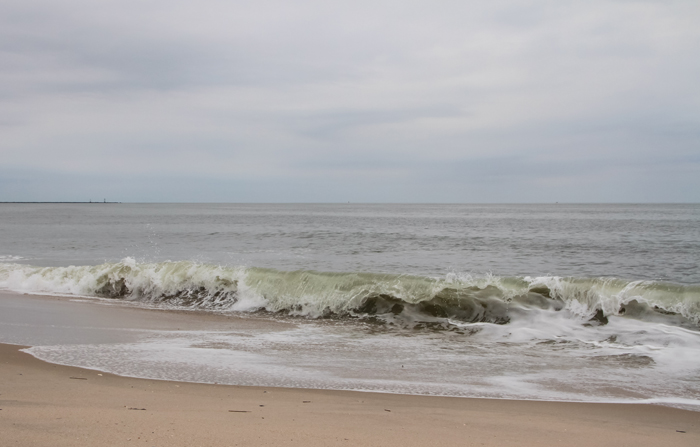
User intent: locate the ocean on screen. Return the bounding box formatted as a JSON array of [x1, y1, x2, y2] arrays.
[[1, 203, 699, 409]]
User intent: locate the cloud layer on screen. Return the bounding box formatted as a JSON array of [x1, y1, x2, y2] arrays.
[[1, 0, 699, 202]]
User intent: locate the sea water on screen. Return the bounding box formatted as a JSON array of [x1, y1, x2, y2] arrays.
[[0, 203, 699, 409]]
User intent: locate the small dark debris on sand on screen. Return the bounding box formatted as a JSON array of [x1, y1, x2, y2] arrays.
[[128, 408, 146, 411], [228, 410, 250, 413], [69, 377, 87, 380]]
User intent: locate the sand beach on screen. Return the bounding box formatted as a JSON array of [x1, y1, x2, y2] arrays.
[[2, 204, 700, 446], [2, 341, 698, 446]]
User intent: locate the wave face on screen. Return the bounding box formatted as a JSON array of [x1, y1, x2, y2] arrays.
[[1, 259, 698, 329]]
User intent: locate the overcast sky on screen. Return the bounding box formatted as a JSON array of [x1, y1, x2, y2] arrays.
[[1, 0, 698, 202]]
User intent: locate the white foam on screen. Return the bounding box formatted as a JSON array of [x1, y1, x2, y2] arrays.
[[21, 314, 700, 410]]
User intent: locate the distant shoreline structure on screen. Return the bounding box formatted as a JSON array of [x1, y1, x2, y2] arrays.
[[0, 201, 121, 204]]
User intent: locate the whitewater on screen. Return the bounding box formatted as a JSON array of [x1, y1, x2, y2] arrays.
[[1, 203, 699, 409]]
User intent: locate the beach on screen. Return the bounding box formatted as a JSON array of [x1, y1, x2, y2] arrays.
[[1, 203, 699, 445], [1, 290, 699, 446], [3, 0, 699, 438], [2, 342, 698, 446]]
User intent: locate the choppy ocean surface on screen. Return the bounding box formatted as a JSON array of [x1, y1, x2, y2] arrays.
[[1, 203, 699, 409]]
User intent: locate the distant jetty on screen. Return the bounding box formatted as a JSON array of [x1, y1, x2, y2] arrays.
[[0, 201, 121, 204]]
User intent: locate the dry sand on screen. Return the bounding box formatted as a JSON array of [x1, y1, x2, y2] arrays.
[[1, 343, 697, 446]]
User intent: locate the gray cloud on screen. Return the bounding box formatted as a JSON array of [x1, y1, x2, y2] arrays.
[[1, 0, 699, 202]]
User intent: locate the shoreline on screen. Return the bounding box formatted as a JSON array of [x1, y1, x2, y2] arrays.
[[2, 343, 698, 446], [2, 290, 700, 409]]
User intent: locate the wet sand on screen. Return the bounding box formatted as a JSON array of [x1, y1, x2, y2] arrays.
[[1, 343, 698, 446]]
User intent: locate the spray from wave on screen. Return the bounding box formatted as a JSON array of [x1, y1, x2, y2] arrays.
[[1, 258, 698, 329]]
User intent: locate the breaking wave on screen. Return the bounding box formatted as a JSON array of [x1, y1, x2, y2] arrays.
[[1, 258, 699, 329]]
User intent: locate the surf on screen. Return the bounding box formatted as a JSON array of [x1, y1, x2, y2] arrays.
[[1, 258, 698, 329]]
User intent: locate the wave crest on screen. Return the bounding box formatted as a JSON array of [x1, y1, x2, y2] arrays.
[[1, 259, 698, 328]]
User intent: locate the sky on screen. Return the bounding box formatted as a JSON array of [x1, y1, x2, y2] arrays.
[[1, 0, 699, 202]]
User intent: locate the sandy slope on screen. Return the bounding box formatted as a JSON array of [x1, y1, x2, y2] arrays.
[[1, 343, 697, 446]]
